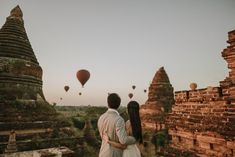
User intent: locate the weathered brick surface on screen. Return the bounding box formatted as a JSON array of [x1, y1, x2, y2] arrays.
[[175, 87, 223, 103], [166, 30, 235, 157]]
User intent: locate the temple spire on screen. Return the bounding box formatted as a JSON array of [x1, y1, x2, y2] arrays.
[[152, 66, 170, 83], [8, 5, 23, 20]]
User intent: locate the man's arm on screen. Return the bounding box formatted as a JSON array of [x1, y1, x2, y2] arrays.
[[116, 118, 136, 145], [108, 140, 127, 149], [102, 133, 127, 149]]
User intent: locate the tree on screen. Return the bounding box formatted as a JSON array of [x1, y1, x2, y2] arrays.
[[151, 131, 168, 154]]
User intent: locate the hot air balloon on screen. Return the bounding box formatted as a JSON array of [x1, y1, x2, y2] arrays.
[[190, 83, 197, 90], [79, 92, 82, 96], [132, 85, 136, 90], [60, 97, 63, 100], [76, 69, 90, 87], [128, 93, 133, 99], [64, 86, 69, 92], [144, 89, 147, 93]]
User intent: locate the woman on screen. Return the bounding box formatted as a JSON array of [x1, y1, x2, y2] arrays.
[[103, 101, 143, 157]]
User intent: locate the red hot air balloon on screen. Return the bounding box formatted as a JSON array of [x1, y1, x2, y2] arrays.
[[128, 93, 133, 99], [64, 86, 69, 92], [132, 85, 136, 90], [76, 69, 90, 87]]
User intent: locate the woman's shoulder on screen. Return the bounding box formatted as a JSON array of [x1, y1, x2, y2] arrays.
[[125, 120, 132, 135], [125, 120, 130, 126]]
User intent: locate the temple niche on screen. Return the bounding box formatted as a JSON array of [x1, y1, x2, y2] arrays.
[[140, 67, 174, 131], [0, 6, 80, 155], [166, 30, 235, 157]]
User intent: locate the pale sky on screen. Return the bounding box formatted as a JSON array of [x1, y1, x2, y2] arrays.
[[0, 0, 235, 106]]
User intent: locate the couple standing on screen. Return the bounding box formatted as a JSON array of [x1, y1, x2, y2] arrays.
[[98, 93, 143, 157]]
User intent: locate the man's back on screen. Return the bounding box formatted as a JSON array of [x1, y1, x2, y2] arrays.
[[98, 109, 136, 157], [98, 93, 136, 157], [98, 110, 123, 157]]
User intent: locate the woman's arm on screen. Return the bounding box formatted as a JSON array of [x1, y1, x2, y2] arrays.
[[108, 140, 127, 149]]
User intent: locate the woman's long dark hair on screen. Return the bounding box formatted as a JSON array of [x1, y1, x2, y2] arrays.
[[127, 101, 143, 144]]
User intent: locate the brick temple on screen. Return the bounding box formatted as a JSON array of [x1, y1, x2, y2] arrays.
[[166, 30, 235, 157], [141, 30, 235, 156], [0, 6, 80, 155], [140, 67, 174, 131]]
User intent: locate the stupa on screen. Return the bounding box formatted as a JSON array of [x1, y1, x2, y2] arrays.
[[140, 67, 174, 131], [0, 5, 44, 101], [0, 6, 79, 154]]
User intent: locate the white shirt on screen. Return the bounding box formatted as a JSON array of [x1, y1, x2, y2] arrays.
[[108, 108, 119, 115]]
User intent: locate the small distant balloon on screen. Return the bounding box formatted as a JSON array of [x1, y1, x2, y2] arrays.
[[79, 92, 82, 96], [60, 97, 63, 100], [128, 93, 133, 99], [76, 69, 90, 87], [132, 85, 136, 90], [64, 86, 69, 92], [144, 89, 147, 93], [190, 83, 197, 90]]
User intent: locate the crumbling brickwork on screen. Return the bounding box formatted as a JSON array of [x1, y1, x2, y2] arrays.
[[167, 30, 235, 157]]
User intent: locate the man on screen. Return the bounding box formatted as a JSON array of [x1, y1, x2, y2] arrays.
[[98, 93, 136, 157]]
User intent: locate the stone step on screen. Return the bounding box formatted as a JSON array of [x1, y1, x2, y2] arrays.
[[0, 137, 83, 154], [0, 130, 52, 142], [0, 121, 56, 131]]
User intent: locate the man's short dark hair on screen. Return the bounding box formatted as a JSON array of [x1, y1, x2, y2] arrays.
[[107, 93, 121, 109]]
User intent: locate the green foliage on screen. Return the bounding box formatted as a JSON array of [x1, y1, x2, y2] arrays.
[[54, 106, 107, 154], [151, 131, 168, 147], [72, 117, 85, 130], [55, 106, 107, 115], [143, 131, 152, 141], [90, 118, 98, 129]]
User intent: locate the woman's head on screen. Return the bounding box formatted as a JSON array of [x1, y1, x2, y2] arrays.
[[127, 101, 143, 144]]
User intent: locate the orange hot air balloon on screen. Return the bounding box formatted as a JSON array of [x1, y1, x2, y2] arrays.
[[79, 92, 82, 96], [132, 85, 136, 90], [64, 86, 69, 92], [76, 69, 90, 87], [128, 93, 133, 99]]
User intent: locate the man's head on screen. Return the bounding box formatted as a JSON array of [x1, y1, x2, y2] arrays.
[[107, 93, 121, 109]]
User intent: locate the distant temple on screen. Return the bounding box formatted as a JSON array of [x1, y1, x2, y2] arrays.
[[140, 67, 174, 131], [0, 6, 81, 155]]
